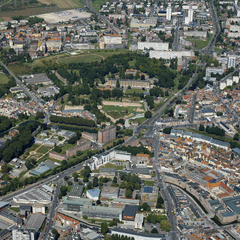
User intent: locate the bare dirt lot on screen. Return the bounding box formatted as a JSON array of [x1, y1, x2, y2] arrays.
[[33, 9, 91, 23], [102, 101, 142, 107], [64, 105, 84, 110]]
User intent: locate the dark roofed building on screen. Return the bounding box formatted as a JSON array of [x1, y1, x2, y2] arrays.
[[123, 205, 139, 221]]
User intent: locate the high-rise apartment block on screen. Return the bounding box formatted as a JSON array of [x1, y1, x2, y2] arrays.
[[98, 125, 116, 145]]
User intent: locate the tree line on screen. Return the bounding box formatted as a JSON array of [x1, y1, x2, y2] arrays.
[[0, 121, 40, 162], [50, 115, 96, 127]]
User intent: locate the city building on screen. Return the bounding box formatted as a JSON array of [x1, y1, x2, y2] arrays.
[[101, 186, 119, 199], [86, 189, 100, 201], [12, 229, 36, 240], [166, 4, 172, 21], [98, 125, 116, 145], [137, 42, 169, 51], [81, 132, 98, 142], [49, 151, 68, 161], [82, 206, 122, 220], [122, 205, 139, 221]]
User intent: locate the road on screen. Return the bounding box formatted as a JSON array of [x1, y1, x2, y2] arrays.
[[0, 61, 51, 124], [153, 132, 178, 240], [86, 0, 121, 34], [41, 181, 61, 239]]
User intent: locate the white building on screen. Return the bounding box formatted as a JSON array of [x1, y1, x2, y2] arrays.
[[166, 4, 172, 21], [137, 42, 169, 51], [149, 50, 195, 60], [228, 56, 236, 68], [86, 189, 100, 201], [32, 203, 45, 214], [92, 150, 131, 168], [135, 213, 144, 229], [103, 35, 122, 45], [12, 229, 36, 240], [220, 81, 227, 90], [188, 5, 194, 22]]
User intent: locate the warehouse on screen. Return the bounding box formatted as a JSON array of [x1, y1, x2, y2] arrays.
[[82, 206, 122, 220], [63, 197, 92, 212]]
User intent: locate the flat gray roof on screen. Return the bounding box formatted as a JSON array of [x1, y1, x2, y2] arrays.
[[23, 214, 46, 232]]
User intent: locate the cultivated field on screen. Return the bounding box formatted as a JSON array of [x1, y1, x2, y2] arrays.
[[37, 0, 82, 8], [0, 7, 47, 18]]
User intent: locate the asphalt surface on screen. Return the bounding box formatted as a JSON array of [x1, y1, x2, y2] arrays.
[[153, 133, 178, 240]]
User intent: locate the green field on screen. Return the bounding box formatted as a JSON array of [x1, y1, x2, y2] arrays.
[[90, 0, 108, 11], [125, 88, 145, 95], [144, 180, 155, 186], [102, 105, 143, 119], [9, 49, 129, 75], [185, 34, 212, 49], [101, 162, 123, 170], [37, 145, 52, 154], [60, 143, 76, 154], [37, 0, 83, 8], [0, 73, 9, 84]]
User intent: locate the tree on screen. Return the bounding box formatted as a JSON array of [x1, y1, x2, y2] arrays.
[[87, 182, 93, 189], [233, 133, 239, 141], [163, 127, 172, 134], [145, 110, 152, 118], [151, 228, 158, 233], [101, 222, 108, 235], [125, 189, 133, 198], [1, 163, 10, 173], [160, 220, 171, 231], [199, 124, 205, 131], [142, 202, 151, 211], [64, 176, 68, 181], [120, 181, 126, 188], [93, 177, 99, 187], [113, 176, 117, 183], [52, 228, 60, 239]]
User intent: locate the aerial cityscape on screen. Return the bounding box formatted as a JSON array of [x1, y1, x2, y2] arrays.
[[0, 0, 239, 239]]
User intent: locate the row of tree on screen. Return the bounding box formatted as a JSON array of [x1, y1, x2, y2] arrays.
[[50, 115, 96, 127], [0, 121, 40, 162]]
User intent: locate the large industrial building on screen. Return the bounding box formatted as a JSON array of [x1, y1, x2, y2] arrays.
[[82, 206, 123, 220]]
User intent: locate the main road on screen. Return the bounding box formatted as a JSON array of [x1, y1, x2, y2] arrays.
[[0, 61, 51, 124], [153, 132, 178, 240]]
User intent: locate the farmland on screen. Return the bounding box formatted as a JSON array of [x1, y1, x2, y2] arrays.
[[37, 0, 83, 8]]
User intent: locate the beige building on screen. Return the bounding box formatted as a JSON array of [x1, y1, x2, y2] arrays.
[[82, 132, 98, 142], [106, 79, 150, 89]]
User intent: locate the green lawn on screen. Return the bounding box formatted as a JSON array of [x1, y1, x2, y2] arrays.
[[101, 162, 123, 170], [185, 34, 212, 49], [125, 88, 145, 95], [9, 207, 19, 212], [102, 105, 143, 119], [144, 180, 155, 186], [60, 143, 76, 154], [130, 117, 147, 125], [37, 145, 52, 154], [90, 0, 108, 11], [0, 73, 9, 84]]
